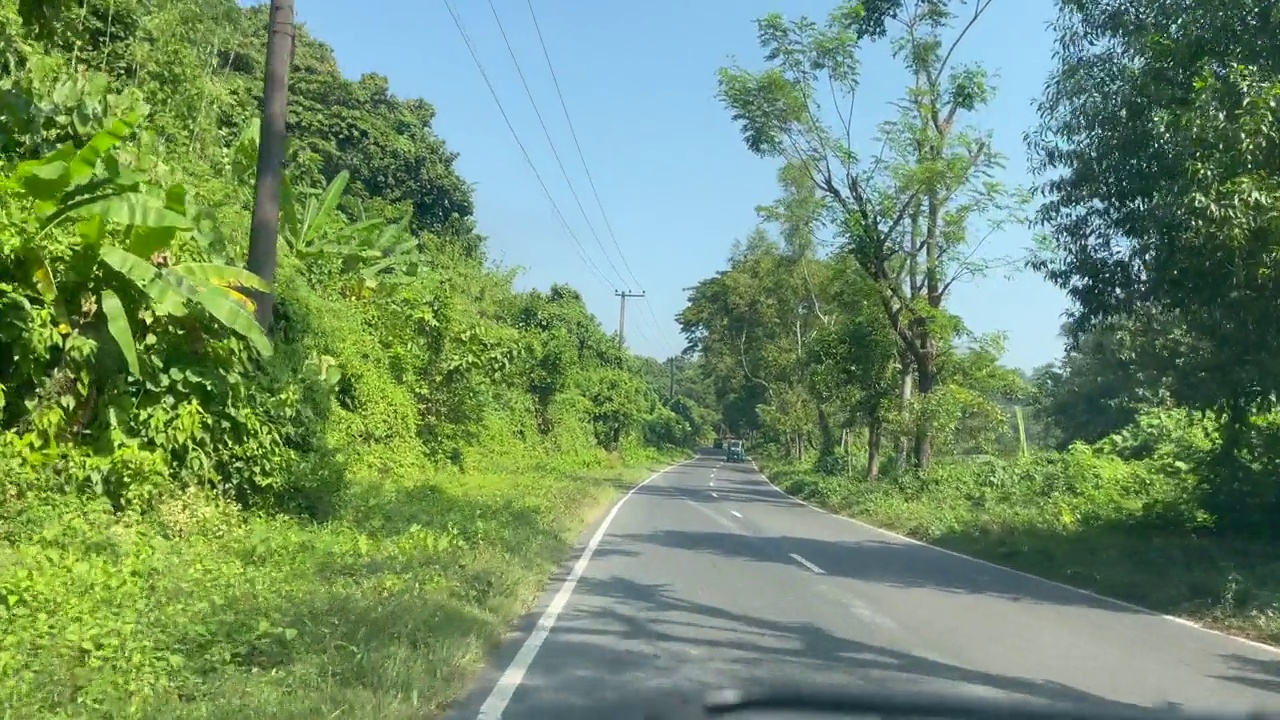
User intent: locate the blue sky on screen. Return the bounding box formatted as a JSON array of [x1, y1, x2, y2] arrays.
[[276, 0, 1067, 371]]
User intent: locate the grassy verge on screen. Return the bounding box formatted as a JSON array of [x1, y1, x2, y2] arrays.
[[760, 459, 1280, 647], [0, 450, 688, 719]]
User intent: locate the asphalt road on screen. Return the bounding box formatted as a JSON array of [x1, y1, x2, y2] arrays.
[[447, 450, 1280, 719]]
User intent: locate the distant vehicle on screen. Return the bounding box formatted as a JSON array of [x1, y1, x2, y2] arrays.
[[713, 438, 724, 450], [726, 439, 745, 463]]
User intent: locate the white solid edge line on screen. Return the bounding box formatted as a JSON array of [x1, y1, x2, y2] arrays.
[[475, 456, 699, 719], [747, 460, 1280, 655]]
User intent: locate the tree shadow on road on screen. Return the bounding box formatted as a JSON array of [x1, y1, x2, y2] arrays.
[[610, 527, 1138, 613], [648, 456, 1152, 613], [1215, 654, 1280, 693], [497, 573, 1151, 720], [631, 481, 801, 508], [922, 522, 1280, 631]]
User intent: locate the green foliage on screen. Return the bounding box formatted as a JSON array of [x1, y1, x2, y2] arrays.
[[0, 0, 685, 714], [1030, 0, 1280, 415], [687, 0, 1280, 645], [0, 461, 676, 718], [1025, 0, 1280, 537], [714, 0, 1029, 470]]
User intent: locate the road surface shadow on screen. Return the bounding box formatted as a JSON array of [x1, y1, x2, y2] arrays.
[[613, 527, 1142, 613], [632, 481, 800, 508], [921, 520, 1280, 632], [1216, 654, 1280, 693], [499, 573, 1149, 720]]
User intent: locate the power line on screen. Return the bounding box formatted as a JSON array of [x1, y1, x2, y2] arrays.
[[641, 299, 681, 359], [627, 292, 667, 352], [441, 0, 615, 290], [615, 288, 677, 360], [484, 0, 629, 289], [524, 0, 645, 291], [519, 7, 686, 358], [447, 0, 683, 360], [646, 308, 676, 355]]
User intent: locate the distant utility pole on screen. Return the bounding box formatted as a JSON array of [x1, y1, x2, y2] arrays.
[[668, 356, 676, 400], [246, 0, 296, 332], [615, 290, 644, 348]]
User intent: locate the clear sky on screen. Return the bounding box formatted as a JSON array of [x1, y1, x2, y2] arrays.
[[272, 0, 1068, 371]]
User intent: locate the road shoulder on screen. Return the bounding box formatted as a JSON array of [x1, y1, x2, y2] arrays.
[[747, 458, 1280, 656], [441, 454, 695, 720]]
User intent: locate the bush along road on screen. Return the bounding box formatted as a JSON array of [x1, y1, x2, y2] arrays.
[[0, 2, 699, 716]]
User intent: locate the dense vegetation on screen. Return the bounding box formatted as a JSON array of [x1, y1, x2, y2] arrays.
[[680, 0, 1280, 644], [5, 0, 1278, 714], [0, 1, 701, 716]]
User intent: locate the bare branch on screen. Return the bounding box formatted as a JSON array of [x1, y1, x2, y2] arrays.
[[800, 252, 831, 326], [739, 329, 776, 401]]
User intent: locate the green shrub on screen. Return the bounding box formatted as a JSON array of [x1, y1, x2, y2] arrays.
[[0, 7, 680, 715]]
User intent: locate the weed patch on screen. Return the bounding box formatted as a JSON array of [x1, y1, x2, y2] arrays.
[[0, 453, 685, 718]]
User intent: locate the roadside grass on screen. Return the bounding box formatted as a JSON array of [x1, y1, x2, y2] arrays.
[[0, 450, 687, 719], [759, 459, 1280, 648]]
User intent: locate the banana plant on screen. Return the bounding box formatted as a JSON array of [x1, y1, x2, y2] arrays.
[[9, 112, 272, 377], [284, 172, 427, 296], [233, 119, 426, 290], [338, 212, 425, 289], [285, 172, 421, 267]]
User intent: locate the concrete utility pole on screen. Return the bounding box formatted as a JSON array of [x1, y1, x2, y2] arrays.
[[615, 290, 644, 348], [668, 356, 676, 400], [246, 0, 296, 332]]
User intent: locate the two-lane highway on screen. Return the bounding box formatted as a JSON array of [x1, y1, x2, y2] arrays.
[[447, 450, 1280, 719]]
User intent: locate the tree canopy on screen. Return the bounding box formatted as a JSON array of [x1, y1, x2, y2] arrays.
[[682, 0, 1280, 543]]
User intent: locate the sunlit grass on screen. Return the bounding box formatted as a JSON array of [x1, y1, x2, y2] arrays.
[[0, 453, 685, 718]]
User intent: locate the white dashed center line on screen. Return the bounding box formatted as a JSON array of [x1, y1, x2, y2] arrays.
[[789, 553, 826, 575], [730, 510, 743, 518]]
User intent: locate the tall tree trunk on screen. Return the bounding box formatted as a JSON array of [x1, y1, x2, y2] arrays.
[[816, 405, 835, 459], [246, 0, 295, 332], [896, 347, 913, 468], [913, 341, 936, 471], [866, 416, 882, 481], [912, 163, 945, 473], [896, 186, 924, 472]]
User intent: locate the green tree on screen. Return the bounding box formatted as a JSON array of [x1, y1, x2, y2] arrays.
[[1029, 0, 1280, 417], [805, 253, 897, 478], [1030, 0, 1280, 532], [678, 227, 821, 457], [1030, 317, 1175, 448], [716, 0, 1026, 469]]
